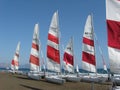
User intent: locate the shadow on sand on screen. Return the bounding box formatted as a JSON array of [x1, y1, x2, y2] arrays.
[[14, 75, 41, 81], [14, 75, 32, 80], [20, 84, 43, 90]]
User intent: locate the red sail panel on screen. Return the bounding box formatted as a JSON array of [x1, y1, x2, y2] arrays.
[[83, 37, 94, 46], [107, 20, 120, 49], [63, 52, 73, 66], [48, 33, 59, 44], [30, 55, 39, 66], [47, 45, 60, 64], [32, 43, 39, 51], [82, 51, 96, 65], [11, 59, 19, 66]]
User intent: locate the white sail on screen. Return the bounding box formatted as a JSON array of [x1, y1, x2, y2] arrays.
[[29, 23, 40, 72], [63, 37, 74, 73], [82, 14, 96, 73], [47, 11, 61, 72], [11, 42, 20, 71], [106, 0, 120, 73]]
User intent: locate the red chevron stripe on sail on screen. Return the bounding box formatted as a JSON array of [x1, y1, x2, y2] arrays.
[[48, 33, 59, 44], [32, 43, 39, 50], [30, 55, 39, 66], [47, 45, 60, 64], [63, 52, 73, 66], [12, 60, 19, 66], [83, 37, 94, 46], [107, 20, 120, 49], [82, 51, 96, 65]]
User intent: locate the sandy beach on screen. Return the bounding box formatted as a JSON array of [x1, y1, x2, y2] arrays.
[[0, 72, 112, 90]]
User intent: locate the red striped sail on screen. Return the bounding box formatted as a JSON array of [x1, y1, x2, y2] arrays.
[[29, 23, 40, 72], [106, 0, 120, 73], [47, 11, 60, 72], [63, 37, 74, 73], [11, 42, 20, 71], [82, 15, 96, 72]]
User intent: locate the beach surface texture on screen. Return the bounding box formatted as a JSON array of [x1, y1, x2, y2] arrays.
[[0, 72, 112, 90]]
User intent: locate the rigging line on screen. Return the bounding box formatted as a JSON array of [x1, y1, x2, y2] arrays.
[[94, 33, 108, 72]]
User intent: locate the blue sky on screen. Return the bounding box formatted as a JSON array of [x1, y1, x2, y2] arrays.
[[0, 0, 108, 68]]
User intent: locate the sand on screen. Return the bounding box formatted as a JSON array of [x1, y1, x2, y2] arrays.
[[0, 72, 112, 90]]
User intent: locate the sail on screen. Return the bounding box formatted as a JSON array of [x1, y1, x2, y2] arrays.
[[47, 11, 60, 72], [82, 14, 96, 73], [106, 0, 120, 73], [29, 23, 40, 72], [11, 42, 20, 71], [63, 37, 74, 73]]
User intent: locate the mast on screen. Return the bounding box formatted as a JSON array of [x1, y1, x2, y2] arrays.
[[72, 36, 75, 73], [57, 10, 62, 74], [91, 13, 97, 74]]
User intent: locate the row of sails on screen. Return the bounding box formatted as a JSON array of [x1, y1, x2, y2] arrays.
[[10, 0, 120, 88], [10, 11, 108, 76]]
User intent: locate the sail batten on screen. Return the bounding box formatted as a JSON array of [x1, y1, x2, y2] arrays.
[[106, 0, 120, 73]]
